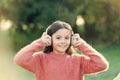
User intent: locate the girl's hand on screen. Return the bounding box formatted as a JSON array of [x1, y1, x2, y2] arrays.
[[72, 33, 83, 48], [40, 32, 51, 47]]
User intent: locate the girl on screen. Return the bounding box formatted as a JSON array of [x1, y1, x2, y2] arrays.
[[14, 20, 109, 80]]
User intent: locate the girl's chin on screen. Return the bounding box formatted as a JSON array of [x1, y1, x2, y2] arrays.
[[54, 50, 66, 54]]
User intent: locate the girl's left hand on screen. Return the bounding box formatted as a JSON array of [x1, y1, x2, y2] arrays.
[[72, 33, 83, 48]]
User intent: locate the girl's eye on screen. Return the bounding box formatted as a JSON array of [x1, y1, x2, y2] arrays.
[[55, 36, 70, 40], [65, 37, 70, 40], [56, 36, 61, 39]]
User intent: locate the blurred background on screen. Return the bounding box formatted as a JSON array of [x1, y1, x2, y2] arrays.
[[0, 0, 120, 80]]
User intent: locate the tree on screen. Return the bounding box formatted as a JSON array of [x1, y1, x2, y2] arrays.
[[1, 0, 120, 51]]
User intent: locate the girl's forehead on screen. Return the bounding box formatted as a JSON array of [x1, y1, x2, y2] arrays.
[[53, 29, 71, 36]]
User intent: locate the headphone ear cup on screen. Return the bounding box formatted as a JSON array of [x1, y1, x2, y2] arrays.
[[70, 35, 73, 46], [51, 38, 52, 46]]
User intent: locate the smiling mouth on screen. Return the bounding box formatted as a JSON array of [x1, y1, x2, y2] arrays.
[[59, 45, 68, 48]]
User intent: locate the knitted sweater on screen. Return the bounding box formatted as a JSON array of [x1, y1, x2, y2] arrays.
[[14, 39, 108, 80]]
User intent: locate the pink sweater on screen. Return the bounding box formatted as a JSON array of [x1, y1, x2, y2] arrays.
[[14, 39, 108, 80]]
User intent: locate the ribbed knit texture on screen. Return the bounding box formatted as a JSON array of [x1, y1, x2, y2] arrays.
[[14, 39, 108, 80]]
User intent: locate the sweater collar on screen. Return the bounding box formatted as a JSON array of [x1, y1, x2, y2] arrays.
[[49, 52, 68, 58]]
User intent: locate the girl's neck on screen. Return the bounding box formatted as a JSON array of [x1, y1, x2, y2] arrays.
[[53, 50, 65, 55]]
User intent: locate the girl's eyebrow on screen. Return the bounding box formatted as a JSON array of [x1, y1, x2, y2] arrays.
[[55, 34, 70, 37], [55, 34, 61, 37]]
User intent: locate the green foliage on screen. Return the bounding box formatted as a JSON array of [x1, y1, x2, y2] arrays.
[[3, 0, 78, 50], [1, 0, 120, 50], [9, 24, 45, 51], [80, 0, 120, 43]]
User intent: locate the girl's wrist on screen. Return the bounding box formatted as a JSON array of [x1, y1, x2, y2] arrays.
[[40, 38, 47, 47]]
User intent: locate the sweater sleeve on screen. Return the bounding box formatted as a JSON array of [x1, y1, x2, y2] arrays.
[[14, 39, 45, 73], [77, 40, 109, 74]]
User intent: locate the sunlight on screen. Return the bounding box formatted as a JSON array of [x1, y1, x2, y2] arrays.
[[76, 16, 85, 26], [0, 19, 12, 31]]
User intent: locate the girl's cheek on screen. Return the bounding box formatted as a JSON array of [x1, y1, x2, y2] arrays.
[[66, 40, 71, 44]]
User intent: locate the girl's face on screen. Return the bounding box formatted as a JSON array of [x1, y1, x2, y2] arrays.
[[52, 29, 71, 54]]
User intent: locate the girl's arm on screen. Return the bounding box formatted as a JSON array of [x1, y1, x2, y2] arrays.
[[14, 39, 45, 73], [14, 32, 51, 73], [72, 34, 109, 74], [78, 41, 109, 74]]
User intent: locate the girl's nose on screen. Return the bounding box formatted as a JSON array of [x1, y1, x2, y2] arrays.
[[60, 39, 66, 43]]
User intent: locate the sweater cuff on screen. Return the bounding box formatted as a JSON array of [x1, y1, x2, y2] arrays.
[[77, 41, 97, 56], [31, 39, 45, 50]]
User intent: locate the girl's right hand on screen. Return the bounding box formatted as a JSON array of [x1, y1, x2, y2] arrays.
[[71, 33, 83, 48], [40, 32, 51, 47]]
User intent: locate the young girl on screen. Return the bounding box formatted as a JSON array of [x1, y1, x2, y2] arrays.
[[14, 20, 109, 80]]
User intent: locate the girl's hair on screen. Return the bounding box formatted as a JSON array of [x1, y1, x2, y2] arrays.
[[43, 20, 73, 55]]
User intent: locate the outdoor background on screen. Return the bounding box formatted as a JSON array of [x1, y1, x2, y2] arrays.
[[0, 0, 120, 80]]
